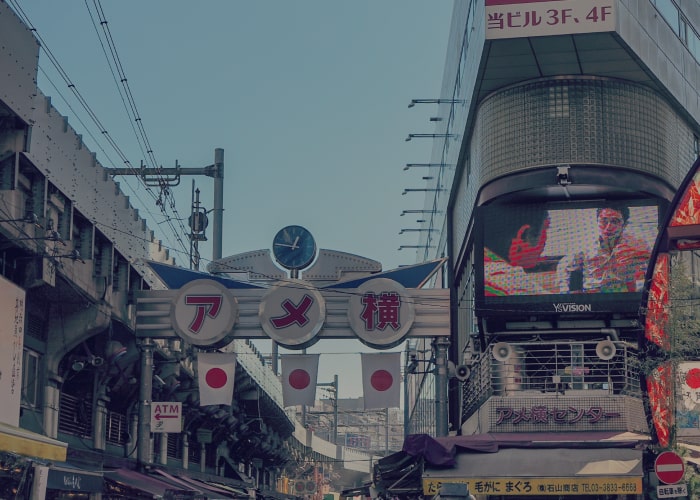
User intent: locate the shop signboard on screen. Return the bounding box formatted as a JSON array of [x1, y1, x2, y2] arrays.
[[485, 0, 615, 40], [423, 476, 642, 496], [658, 483, 688, 498], [151, 402, 182, 433], [0, 276, 25, 426]]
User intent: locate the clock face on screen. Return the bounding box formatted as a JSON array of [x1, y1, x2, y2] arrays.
[[272, 225, 317, 270]]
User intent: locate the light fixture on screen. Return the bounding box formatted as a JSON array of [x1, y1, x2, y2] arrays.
[[405, 133, 457, 142], [399, 228, 437, 234], [71, 360, 86, 372], [406, 354, 436, 374], [50, 249, 84, 262], [404, 163, 449, 170], [400, 209, 441, 216], [0, 211, 42, 227], [10, 229, 66, 245], [398, 245, 436, 250], [88, 355, 104, 366], [408, 98, 464, 108], [402, 188, 445, 195]]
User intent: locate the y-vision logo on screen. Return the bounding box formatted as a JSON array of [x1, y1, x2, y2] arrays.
[[554, 303, 592, 313]]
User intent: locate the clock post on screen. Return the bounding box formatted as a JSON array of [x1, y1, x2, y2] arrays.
[[272, 225, 317, 278]]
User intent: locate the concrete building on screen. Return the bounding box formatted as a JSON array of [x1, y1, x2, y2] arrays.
[[404, 0, 700, 497]]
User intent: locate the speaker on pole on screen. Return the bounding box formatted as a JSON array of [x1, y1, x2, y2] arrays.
[[492, 342, 513, 362], [455, 365, 471, 381], [595, 339, 617, 361]]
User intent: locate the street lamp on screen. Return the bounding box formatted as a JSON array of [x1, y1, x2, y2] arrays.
[[402, 188, 444, 195], [399, 228, 437, 235], [407, 98, 464, 108], [400, 209, 442, 216], [404, 163, 450, 170], [398, 245, 436, 251], [405, 133, 457, 142]]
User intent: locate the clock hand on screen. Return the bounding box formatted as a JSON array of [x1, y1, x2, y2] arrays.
[[274, 243, 296, 248], [291, 236, 300, 250]]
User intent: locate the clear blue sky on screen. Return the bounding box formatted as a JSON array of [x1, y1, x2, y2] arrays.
[[13, 1, 453, 398]]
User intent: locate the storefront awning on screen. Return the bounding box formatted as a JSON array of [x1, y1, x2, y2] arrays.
[[423, 447, 643, 497], [0, 422, 67, 461], [154, 469, 233, 499], [183, 476, 253, 499], [105, 467, 217, 498]]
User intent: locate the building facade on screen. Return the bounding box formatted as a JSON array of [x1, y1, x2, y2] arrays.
[[405, 0, 700, 497]]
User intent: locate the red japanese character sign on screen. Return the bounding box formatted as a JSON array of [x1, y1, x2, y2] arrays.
[[260, 280, 325, 349], [171, 279, 238, 347], [348, 278, 415, 349]]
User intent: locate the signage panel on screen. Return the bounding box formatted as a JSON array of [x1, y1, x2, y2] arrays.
[[259, 280, 325, 349], [655, 451, 685, 485], [658, 483, 688, 498], [171, 279, 238, 347], [423, 476, 642, 496], [676, 362, 700, 437], [151, 402, 182, 433], [46, 467, 103, 492], [486, 0, 615, 40], [136, 286, 449, 340], [0, 275, 25, 426], [347, 278, 415, 349]]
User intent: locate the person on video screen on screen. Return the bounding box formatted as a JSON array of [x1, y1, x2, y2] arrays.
[[558, 203, 651, 293], [484, 208, 550, 296]]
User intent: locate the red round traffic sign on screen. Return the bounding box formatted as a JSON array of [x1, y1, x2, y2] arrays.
[[655, 451, 685, 484]]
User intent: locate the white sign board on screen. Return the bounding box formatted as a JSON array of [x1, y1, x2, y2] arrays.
[[677, 361, 700, 436], [657, 483, 688, 498], [151, 402, 182, 433], [0, 275, 25, 426], [486, 0, 615, 40]]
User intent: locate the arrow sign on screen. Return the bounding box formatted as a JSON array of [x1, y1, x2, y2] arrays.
[[655, 451, 685, 485], [151, 402, 182, 433], [155, 413, 179, 420]]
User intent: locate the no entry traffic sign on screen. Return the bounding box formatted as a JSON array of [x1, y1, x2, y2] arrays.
[[655, 451, 685, 485]]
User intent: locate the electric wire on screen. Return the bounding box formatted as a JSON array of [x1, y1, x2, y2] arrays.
[[7, 0, 190, 260]]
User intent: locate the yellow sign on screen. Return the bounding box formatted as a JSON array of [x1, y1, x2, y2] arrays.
[[423, 476, 642, 496]]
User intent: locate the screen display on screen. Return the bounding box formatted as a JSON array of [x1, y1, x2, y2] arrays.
[[477, 200, 660, 315]]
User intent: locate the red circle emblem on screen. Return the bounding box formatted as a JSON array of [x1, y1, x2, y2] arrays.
[[205, 367, 228, 389], [370, 369, 394, 392], [289, 369, 311, 390]]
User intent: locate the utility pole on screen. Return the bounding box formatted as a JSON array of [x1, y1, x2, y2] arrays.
[[110, 148, 224, 264], [317, 376, 338, 444]]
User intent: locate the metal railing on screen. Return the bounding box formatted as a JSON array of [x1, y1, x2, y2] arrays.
[[461, 340, 642, 422]]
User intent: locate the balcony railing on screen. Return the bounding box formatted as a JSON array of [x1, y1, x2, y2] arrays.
[[461, 340, 642, 423]]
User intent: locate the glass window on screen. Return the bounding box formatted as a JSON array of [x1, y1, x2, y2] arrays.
[[22, 349, 39, 407], [654, 0, 681, 36]]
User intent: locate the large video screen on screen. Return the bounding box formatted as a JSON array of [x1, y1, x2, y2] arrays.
[[476, 200, 661, 315]]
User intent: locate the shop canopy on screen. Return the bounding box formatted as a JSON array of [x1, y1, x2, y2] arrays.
[[105, 467, 239, 499], [0, 422, 67, 462]]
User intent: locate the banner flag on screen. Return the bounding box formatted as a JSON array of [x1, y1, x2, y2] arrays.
[[362, 352, 401, 410], [197, 352, 236, 406], [281, 354, 320, 407]]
